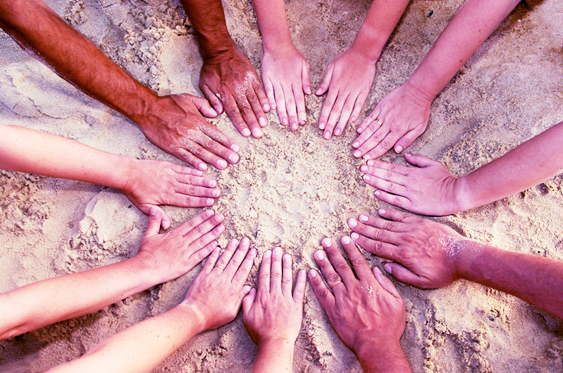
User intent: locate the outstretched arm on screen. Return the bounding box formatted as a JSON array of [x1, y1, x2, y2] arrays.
[[180, 0, 270, 138], [0, 209, 225, 341], [349, 209, 563, 319], [353, 0, 520, 159], [316, 0, 410, 139], [0, 123, 221, 228], [48, 238, 257, 373], [359, 120, 563, 216], [0, 0, 240, 171], [252, 0, 311, 132]]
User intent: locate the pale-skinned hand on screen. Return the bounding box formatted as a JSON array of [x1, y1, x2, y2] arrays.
[[348, 209, 466, 289], [136, 209, 225, 285], [243, 247, 306, 346], [308, 237, 408, 370], [360, 154, 464, 216], [123, 160, 221, 229], [137, 93, 240, 171], [182, 238, 257, 331], [353, 81, 432, 159], [316, 47, 376, 139], [262, 44, 311, 131], [200, 48, 270, 139]]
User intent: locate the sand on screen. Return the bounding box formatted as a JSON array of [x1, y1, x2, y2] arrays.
[[1, 0, 563, 371]]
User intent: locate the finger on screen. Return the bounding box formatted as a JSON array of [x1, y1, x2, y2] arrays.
[[170, 195, 215, 208], [318, 88, 338, 132], [362, 159, 410, 176], [247, 85, 268, 132], [143, 207, 164, 237], [373, 266, 402, 298], [236, 93, 263, 138], [187, 240, 219, 269], [270, 246, 283, 293], [202, 246, 222, 274], [349, 91, 368, 124], [189, 224, 225, 253], [213, 238, 241, 275], [200, 83, 223, 114], [223, 94, 251, 137], [176, 173, 217, 189], [301, 60, 312, 95], [183, 140, 228, 171], [347, 217, 402, 244], [340, 236, 372, 280], [175, 209, 215, 236], [284, 85, 298, 131], [293, 269, 306, 304], [314, 248, 344, 292], [350, 231, 400, 260], [364, 131, 402, 160], [252, 78, 270, 113], [394, 125, 426, 154], [315, 65, 333, 96], [404, 153, 438, 168], [356, 105, 381, 135], [242, 287, 257, 316], [171, 164, 204, 177], [263, 77, 276, 110], [233, 247, 258, 285], [374, 190, 411, 210], [308, 269, 335, 309], [294, 82, 307, 125], [187, 94, 218, 118], [354, 213, 405, 233], [324, 93, 349, 139], [321, 237, 355, 286], [174, 184, 220, 199], [360, 163, 409, 187], [258, 250, 272, 295], [182, 213, 224, 243], [333, 93, 356, 136], [365, 177, 409, 198], [378, 208, 416, 223], [384, 262, 426, 288], [176, 148, 207, 172], [274, 83, 289, 127], [225, 237, 252, 278], [281, 254, 293, 297], [352, 124, 388, 159], [198, 125, 241, 160]]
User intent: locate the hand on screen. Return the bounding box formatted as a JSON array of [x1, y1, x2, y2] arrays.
[[309, 237, 410, 372], [316, 47, 376, 139], [200, 48, 270, 138], [360, 154, 464, 216], [348, 209, 466, 289], [122, 160, 220, 229], [182, 238, 257, 331], [137, 93, 240, 171], [262, 44, 311, 131], [352, 81, 432, 159], [136, 209, 225, 285], [243, 247, 306, 346]]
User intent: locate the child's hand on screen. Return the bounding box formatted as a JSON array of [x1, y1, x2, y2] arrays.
[[353, 81, 432, 159], [262, 44, 311, 131], [136, 209, 225, 285], [181, 238, 257, 331], [359, 154, 465, 216], [123, 160, 220, 229], [316, 47, 376, 139], [242, 247, 306, 346]]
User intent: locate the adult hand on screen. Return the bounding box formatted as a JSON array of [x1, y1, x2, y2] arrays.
[[309, 237, 410, 372], [136, 209, 225, 285], [137, 93, 240, 171], [123, 160, 221, 228], [200, 48, 270, 139], [182, 238, 257, 331], [348, 209, 466, 289], [352, 82, 432, 159], [316, 48, 376, 139], [359, 154, 464, 216], [243, 247, 306, 345], [262, 45, 311, 131]]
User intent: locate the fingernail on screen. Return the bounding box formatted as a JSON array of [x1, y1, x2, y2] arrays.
[[283, 254, 291, 262], [264, 250, 272, 258], [214, 105, 221, 112], [374, 190, 380, 196], [242, 285, 252, 295], [264, 104, 270, 112], [259, 117, 267, 127], [231, 143, 240, 152], [212, 190, 220, 197], [341, 236, 351, 244], [242, 128, 251, 137], [250, 248, 257, 256], [374, 267, 383, 275], [364, 175, 371, 182], [217, 159, 228, 169], [357, 127, 364, 134], [199, 163, 207, 171], [363, 154, 371, 160], [348, 218, 357, 228], [163, 220, 170, 229], [359, 214, 368, 222], [252, 128, 263, 138], [360, 165, 368, 172], [306, 87, 312, 95], [241, 237, 250, 245], [150, 207, 157, 216], [353, 142, 359, 148], [351, 116, 356, 123], [315, 89, 322, 95], [323, 131, 330, 140], [321, 238, 331, 247], [231, 238, 239, 246], [310, 269, 317, 278], [353, 150, 361, 158], [367, 160, 374, 166], [396, 145, 403, 153], [334, 128, 341, 136], [228, 153, 239, 163], [351, 232, 359, 240], [319, 121, 325, 130], [273, 246, 282, 255], [384, 263, 392, 274], [379, 209, 386, 215], [315, 250, 325, 260], [282, 118, 288, 126]]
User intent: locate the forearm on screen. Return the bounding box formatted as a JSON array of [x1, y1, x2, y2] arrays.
[[458, 241, 563, 319], [180, 0, 235, 61], [49, 303, 202, 373], [357, 342, 412, 373], [0, 255, 161, 340], [0, 123, 135, 190], [454, 120, 563, 211], [0, 0, 157, 123], [253, 339, 294, 373], [252, 0, 293, 52], [349, 0, 410, 62], [407, 0, 519, 98]]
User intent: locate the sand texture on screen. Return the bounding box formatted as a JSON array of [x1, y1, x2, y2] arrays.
[[1, 0, 563, 371]]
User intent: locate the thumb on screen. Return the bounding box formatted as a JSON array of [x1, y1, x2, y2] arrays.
[[302, 61, 312, 95], [394, 125, 425, 154], [242, 287, 256, 316], [404, 153, 438, 168], [192, 95, 219, 118], [384, 262, 424, 288], [315, 65, 333, 96], [143, 206, 165, 237], [372, 266, 401, 298]]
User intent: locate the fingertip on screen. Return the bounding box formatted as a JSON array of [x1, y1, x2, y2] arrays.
[[395, 145, 404, 153], [198, 162, 208, 171], [314, 250, 325, 261], [207, 198, 215, 206], [359, 214, 369, 222], [263, 104, 270, 112], [231, 143, 240, 153], [384, 263, 393, 274], [353, 150, 361, 158], [242, 128, 251, 137], [373, 266, 383, 276], [321, 238, 332, 248], [264, 249, 272, 258], [252, 128, 263, 138], [351, 232, 359, 241], [341, 236, 351, 245], [149, 206, 157, 216], [259, 117, 268, 128], [305, 86, 312, 95], [309, 269, 318, 278], [379, 209, 387, 215], [217, 159, 228, 169], [242, 285, 252, 295], [347, 218, 358, 228]]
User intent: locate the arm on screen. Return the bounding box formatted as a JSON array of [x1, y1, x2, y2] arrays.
[[252, 0, 311, 132], [243, 248, 306, 372], [180, 0, 270, 138], [353, 0, 520, 159], [49, 238, 257, 373], [0, 123, 221, 228], [358, 120, 563, 216], [0, 209, 225, 340], [309, 237, 411, 372], [0, 0, 240, 171], [316, 0, 410, 139], [349, 209, 563, 319]]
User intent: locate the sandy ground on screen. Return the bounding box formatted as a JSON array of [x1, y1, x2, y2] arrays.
[[1, 0, 563, 371]]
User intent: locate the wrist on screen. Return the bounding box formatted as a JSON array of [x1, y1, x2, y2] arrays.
[[452, 175, 476, 213], [356, 340, 409, 372], [349, 27, 385, 63], [455, 240, 491, 283], [103, 153, 136, 191], [176, 301, 208, 334]]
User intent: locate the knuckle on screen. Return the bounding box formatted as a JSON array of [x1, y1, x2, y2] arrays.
[[327, 273, 340, 283], [336, 261, 349, 272], [385, 170, 394, 180], [374, 229, 386, 241], [386, 182, 395, 192], [271, 270, 282, 279], [317, 288, 331, 299], [381, 139, 392, 149], [383, 221, 395, 231], [352, 256, 365, 266], [369, 240, 383, 253], [393, 196, 404, 208]]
